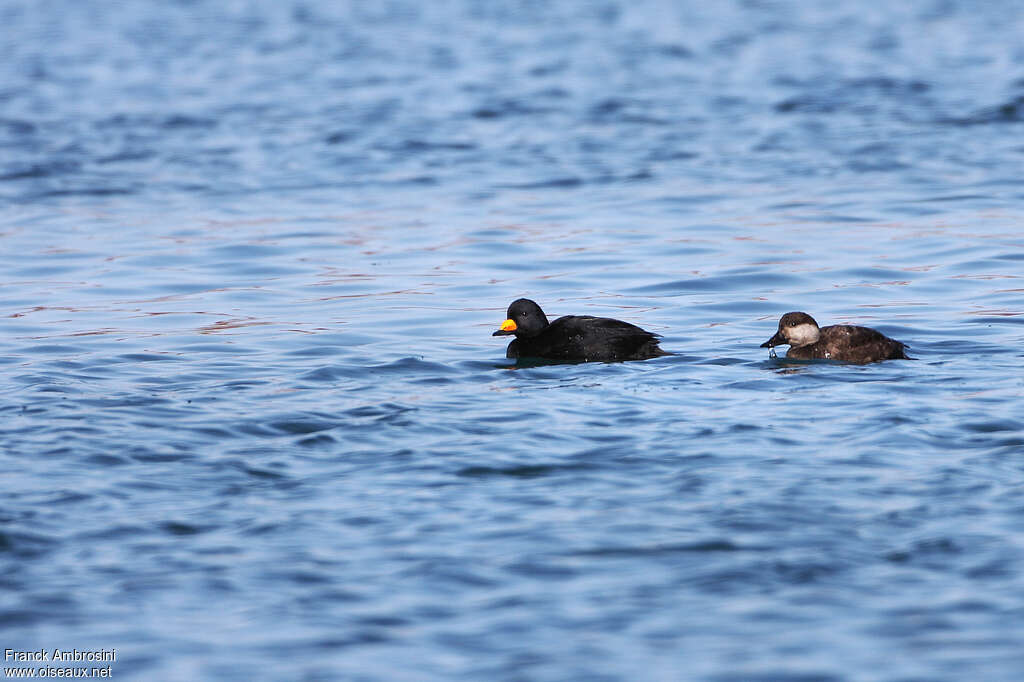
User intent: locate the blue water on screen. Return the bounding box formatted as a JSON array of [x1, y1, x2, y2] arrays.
[[3, 1, 1024, 679]]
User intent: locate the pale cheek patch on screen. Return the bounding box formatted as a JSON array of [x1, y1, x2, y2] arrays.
[[787, 323, 820, 346]]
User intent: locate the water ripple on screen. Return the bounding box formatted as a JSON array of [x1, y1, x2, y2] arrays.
[[2, 1, 1024, 681]]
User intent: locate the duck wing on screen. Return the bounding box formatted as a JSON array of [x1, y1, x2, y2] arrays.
[[531, 315, 665, 362], [821, 325, 908, 362]]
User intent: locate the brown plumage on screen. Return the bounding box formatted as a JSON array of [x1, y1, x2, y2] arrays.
[[760, 311, 909, 364]]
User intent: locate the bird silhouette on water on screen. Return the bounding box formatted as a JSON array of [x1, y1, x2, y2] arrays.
[[493, 298, 667, 363]]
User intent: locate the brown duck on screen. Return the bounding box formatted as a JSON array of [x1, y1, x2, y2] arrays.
[[760, 312, 909, 363]]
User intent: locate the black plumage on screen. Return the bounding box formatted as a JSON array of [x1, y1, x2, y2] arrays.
[[493, 298, 667, 362]]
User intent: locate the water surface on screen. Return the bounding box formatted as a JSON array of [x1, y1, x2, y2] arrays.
[[2, 1, 1024, 680]]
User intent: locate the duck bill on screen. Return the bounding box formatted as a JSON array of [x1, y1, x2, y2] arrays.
[[760, 331, 785, 348], [492, 319, 517, 336]]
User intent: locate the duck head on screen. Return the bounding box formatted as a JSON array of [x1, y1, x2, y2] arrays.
[[493, 298, 550, 338], [761, 312, 821, 349]]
